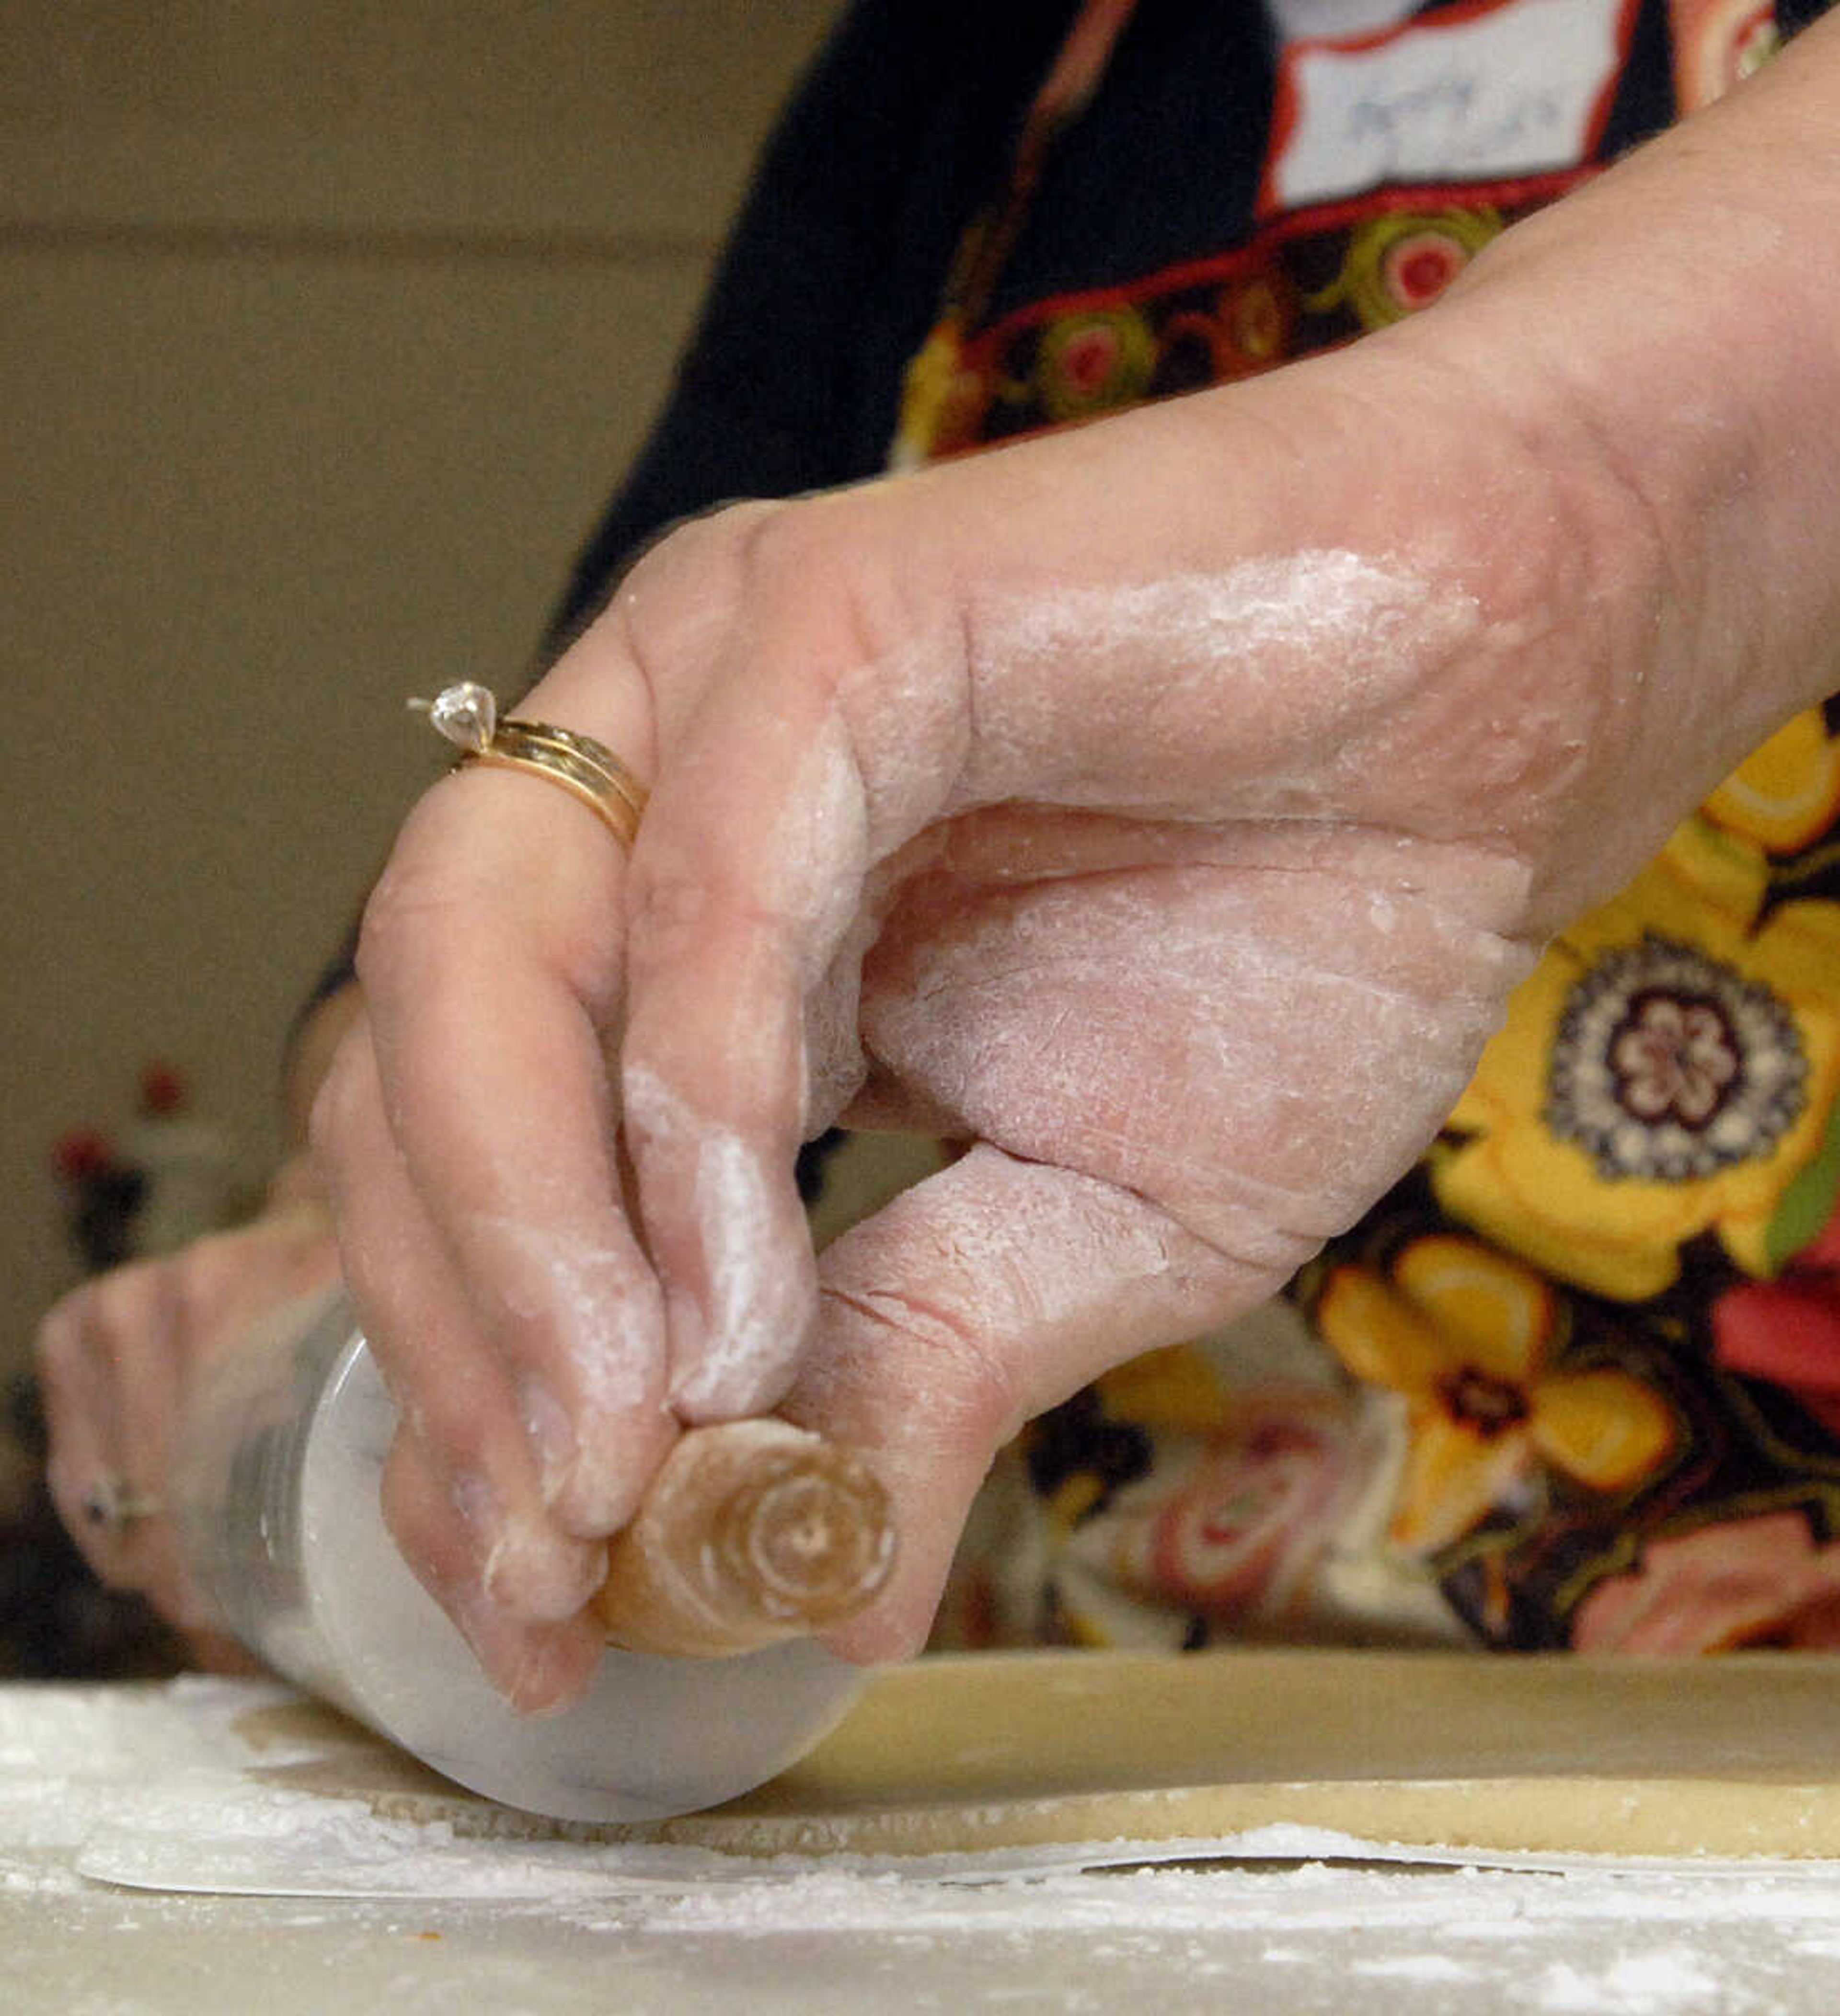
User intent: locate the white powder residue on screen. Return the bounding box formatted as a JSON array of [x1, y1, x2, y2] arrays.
[[1537, 1948, 1732, 2015], [1031, 550, 1432, 672], [685, 1128, 806, 1407], [1352, 1954, 1477, 1982], [861, 833, 1527, 1265], [756, 710, 873, 986], [958, 550, 1479, 816], [903, 1149, 1187, 1335], [621, 1064, 814, 1421], [462, 1212, 659, 1418], [0, 1671, 1834, 2016]]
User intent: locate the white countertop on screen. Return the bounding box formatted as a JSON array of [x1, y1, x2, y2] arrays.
[[9, 1679, 1840, 2014]]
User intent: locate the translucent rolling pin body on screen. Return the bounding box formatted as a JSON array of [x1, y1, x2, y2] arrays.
[[173, 1288, 885, 1821]]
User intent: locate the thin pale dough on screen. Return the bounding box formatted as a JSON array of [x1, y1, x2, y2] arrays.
[[241, 1649, 1840, 1864]]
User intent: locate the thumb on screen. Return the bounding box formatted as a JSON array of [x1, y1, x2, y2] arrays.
[[784, 1143, 1270, 1663]]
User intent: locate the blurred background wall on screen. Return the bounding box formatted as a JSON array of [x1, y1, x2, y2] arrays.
[[2, 1, 843, 1368]]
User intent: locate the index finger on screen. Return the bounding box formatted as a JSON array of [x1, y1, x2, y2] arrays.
[[615, 506, 920, 1424]]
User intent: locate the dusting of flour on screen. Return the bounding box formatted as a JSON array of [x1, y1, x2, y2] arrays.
[[7, 1678, 1840, 2014]]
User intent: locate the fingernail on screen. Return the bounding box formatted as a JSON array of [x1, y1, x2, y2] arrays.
[[485, 1525, 603, 1624], [451, 1589, 538, 1706], [451, 1589, 597, 1716], [551, 1395, 678, 1536], [517, 1374, 578, 1509], [453, 1472, 601, 1623], [506, 1630, 597, 1718]]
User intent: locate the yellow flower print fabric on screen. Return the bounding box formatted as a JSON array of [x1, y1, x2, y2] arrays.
[[1436, 805, 1840, 1301], [1316, 1237, 1678, 1553]]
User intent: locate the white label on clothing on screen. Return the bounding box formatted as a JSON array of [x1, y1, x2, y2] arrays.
[[1263, 0, 1637, 214], [1266, 0, 1423, 39]]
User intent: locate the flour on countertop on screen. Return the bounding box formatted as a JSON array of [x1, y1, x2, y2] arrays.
[[5, 1675, 1840, 2016], [1537, 1949, 1733, 2016]]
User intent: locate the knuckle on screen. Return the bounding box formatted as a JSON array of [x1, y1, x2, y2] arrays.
[[32, 1298, 82, 1375], [725, 494, 816, 596], [353, 853, 468, 990], [618, 500, 804, 747], [624, 859, 713, 979], [80, 1263, 165, 1357], [394, 1378, 493, 1482], [307, 1031, 371, 1166], [731, 497, 894, 684], [641, 495, 774, 583], [813, 1284, 1025, 1464], [173, 1229, 237, 1308], [629, 495, 782, 606]]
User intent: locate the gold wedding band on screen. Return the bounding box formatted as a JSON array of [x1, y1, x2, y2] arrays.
[[469, 718, 647, 849], [411, 682, 648, 849]]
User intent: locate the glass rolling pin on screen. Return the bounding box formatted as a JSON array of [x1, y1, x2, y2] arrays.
[[172, 1284, 894, 1821]]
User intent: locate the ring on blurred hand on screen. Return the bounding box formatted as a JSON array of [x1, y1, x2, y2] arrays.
[[83, 1472, 162, 1534], [410, 681, 647, 849]]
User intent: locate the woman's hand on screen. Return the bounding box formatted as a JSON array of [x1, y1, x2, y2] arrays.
[[34, 1167, 341, 1669], [313, 23, 1840, 1708]]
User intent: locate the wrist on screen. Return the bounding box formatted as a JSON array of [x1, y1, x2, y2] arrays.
[[1430, 28, 1840, 817]]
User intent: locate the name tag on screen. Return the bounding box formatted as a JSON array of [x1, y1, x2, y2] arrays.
[[1261, 0, 1640, 215]]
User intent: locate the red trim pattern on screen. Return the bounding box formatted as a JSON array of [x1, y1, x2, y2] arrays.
[[927, 168, 1596, 458]]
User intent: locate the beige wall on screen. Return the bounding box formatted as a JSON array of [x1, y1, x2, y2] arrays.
[[2, 2, 842, 1363]]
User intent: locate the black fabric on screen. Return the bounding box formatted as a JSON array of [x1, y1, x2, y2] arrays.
[[544, 0, 1080, 652]]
